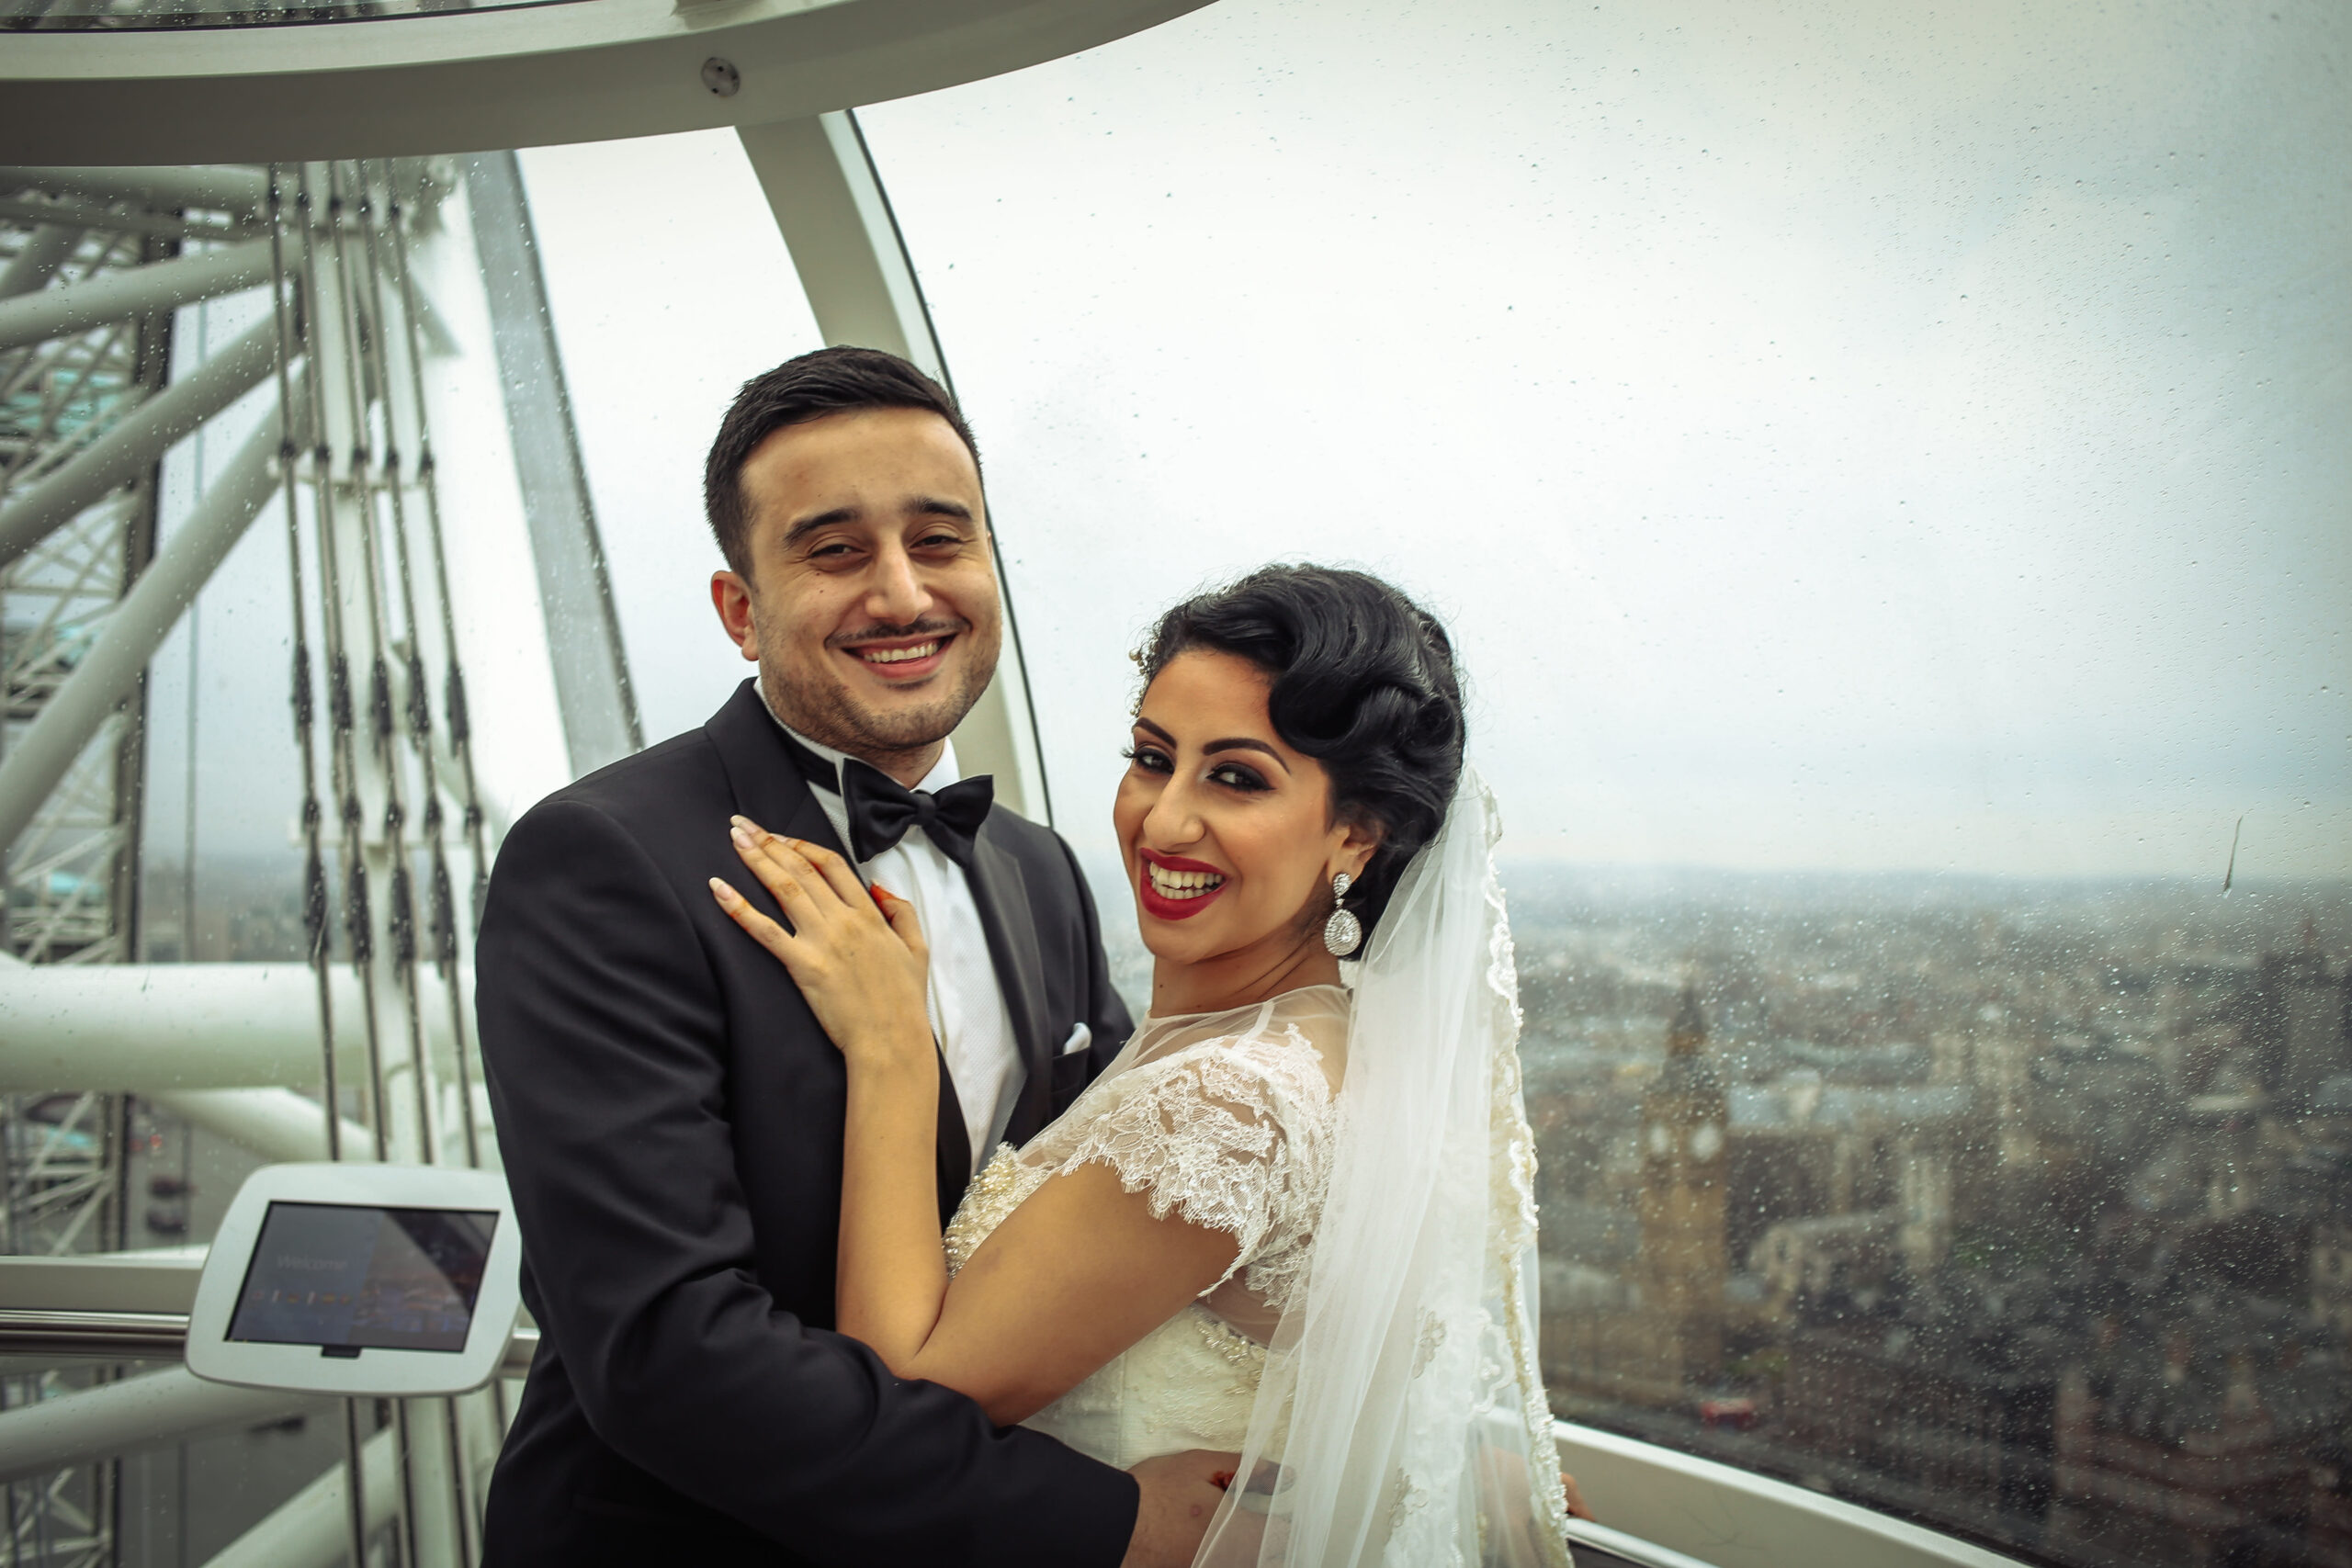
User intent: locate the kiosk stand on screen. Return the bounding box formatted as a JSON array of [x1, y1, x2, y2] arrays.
[[187, 1163, 522, 1400]]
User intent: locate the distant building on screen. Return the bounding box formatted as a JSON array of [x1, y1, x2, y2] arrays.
[[2131, 1094, 2265, 1220], [1783, 1309, 2058, 1531], [2052, 1300, 2340, 1568], [2261, 947, 2350, 1116], [1750, 1211, 1900, 1308], [1545, 983, 1733, 1411], [2312, 1429, 2352, 1568], [1633, 983, 1732, 1390], [2316, 1222, 2352, 1341]]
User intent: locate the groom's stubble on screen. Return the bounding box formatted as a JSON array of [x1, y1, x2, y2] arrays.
[[760, 604, 999, 761]]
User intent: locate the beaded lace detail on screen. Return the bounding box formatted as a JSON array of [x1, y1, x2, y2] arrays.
[[944, 1145, 1044, 1274], [947, 998, 1340, 1314], [1046, 1029, 1333, 1308], [940, 988, 1345, 1470]]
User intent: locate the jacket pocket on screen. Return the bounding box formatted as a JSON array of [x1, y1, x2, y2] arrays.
[[1050, 1043, 1092, 1111]]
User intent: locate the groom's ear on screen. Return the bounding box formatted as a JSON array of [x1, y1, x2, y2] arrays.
[[712, 571, 760, 662]]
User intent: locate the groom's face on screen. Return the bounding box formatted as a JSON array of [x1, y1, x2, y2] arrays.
[[712, 407, 1001, 767]]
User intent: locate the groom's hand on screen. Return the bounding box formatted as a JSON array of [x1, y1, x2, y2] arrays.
[[1122, 1450, 1244, 1568]]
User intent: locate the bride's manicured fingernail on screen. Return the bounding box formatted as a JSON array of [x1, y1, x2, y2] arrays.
[[708, 877, 735, 903], [729, 823, 753, 848]]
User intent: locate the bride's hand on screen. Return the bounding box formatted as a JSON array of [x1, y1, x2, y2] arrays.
[[710, 818, 932, 1070]]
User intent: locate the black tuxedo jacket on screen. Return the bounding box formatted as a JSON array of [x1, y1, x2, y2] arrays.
[[476, 680, 1138, 1566]]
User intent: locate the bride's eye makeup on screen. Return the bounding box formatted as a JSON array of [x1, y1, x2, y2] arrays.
[[1207, 761, 1272, 793], [1121, 744, 1174, 774]]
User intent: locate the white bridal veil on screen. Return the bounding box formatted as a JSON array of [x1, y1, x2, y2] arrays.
[[1196, 766, 1574, 1568]]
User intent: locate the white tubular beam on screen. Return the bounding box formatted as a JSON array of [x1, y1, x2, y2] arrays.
[[0, 199, 249, 243], [0, 223, 81, 300], [203, 1424, 400, 1568], [0, 964, 457, 1093], [0, 1367, 322, 1486], [737, 111, 1052, 825], [0, 236, 273, 353], [0, 313, 283, 572], [0, 375, 300, 856], [0, 1252, 202, 1313], [150, 1089, 376, 1165], [0, 165, 270, 217], [736, 113, 946, 383]]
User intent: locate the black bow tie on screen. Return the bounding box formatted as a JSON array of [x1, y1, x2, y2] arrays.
[[774, 728, 993, 869], [842, 761, 994, 869]]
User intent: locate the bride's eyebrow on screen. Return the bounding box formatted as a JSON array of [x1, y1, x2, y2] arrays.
[[1204, 738, 1291, 774], [1135, 715, 1292, 774]]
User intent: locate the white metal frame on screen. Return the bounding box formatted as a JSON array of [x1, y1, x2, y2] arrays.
[[1555, 1422, 2030, 1568], [738, 110, 1054, 823], [0, 0, 1212, 166]]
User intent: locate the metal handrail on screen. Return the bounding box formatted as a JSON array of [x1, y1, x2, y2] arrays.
[[0, 1304, 2032, 1568], [0, 1308, 191, 1360], [0, 1305, 540, 1378]]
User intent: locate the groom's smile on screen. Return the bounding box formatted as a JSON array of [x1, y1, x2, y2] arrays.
[[711, 405, 1003, 785], [833, 623, 960, 684]]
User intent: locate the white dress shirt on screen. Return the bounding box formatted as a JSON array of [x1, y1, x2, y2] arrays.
[[763, 705, 1026, 1174]]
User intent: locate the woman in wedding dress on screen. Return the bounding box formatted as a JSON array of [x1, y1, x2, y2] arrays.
[[713, 565, 1577, 1566]]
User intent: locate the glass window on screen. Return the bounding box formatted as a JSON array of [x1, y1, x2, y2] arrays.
[[520, 130, 824, 745], [857, 4, 2350, 1562]]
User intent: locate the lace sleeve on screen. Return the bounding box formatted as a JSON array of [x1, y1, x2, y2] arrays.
[[1045, 1032, 1334, 1303]]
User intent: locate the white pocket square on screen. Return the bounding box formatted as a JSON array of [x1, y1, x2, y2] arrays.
[[1059, 1022, 1092, 1056]]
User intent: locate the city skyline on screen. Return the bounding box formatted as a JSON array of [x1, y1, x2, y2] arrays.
[[1504, 863, 2352, 1568]]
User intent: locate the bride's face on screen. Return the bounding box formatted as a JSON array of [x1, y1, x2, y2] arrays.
[[1114, 649, 1378, 974]]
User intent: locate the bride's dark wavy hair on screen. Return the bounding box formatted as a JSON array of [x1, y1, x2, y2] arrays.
[[1136, 565, 1465, 942]]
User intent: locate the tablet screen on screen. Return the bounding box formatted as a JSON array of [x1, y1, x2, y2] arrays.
[[228, 1201, 500, 1354]]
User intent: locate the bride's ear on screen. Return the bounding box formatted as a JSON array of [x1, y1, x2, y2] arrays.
[[1332, 814, 1383, 882]]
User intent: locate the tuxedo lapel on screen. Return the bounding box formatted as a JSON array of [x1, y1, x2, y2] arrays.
[[704, 680, 973, 1222], [964, 822, 1057, 1147], [706, 681, 844, 858]]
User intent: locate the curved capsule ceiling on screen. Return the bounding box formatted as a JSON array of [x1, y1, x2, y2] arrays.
[[0, 0, 1211, 163]]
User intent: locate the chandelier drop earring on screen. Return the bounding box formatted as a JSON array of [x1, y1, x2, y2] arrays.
[[1322, 872, 1362, 957]]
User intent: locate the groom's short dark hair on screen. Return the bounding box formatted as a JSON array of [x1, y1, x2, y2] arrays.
[[704, 346, 982, 576]]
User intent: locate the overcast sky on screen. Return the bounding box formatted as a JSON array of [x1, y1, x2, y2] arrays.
[[153, 0, 2348, 886]]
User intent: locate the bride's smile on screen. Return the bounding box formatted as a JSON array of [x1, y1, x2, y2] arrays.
[[1136, 848, 1227, 917]]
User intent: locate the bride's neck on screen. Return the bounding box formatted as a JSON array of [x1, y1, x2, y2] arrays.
[[1148, 935, 1340, 1018]]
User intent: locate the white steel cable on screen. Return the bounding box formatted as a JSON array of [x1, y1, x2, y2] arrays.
[[380, 162, 491, 1173]]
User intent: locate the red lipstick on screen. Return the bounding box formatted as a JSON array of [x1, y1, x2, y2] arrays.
[[1136, 847, 1228, 922]]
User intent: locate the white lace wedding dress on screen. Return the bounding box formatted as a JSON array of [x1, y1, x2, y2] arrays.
[[943, 984, 1351, 1468]]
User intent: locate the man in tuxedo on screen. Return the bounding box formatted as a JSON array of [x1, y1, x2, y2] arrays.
[[476, 347, 1230, 1565]]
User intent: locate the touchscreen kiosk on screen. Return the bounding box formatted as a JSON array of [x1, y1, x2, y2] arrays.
[[187, 1162, 522, 1398]]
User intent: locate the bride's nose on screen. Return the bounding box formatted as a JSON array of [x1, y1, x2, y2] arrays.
[[1138, 775, 1206, 851]]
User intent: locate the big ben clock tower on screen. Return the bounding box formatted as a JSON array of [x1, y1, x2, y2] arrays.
[[1636, 981, 1731, 1387]]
